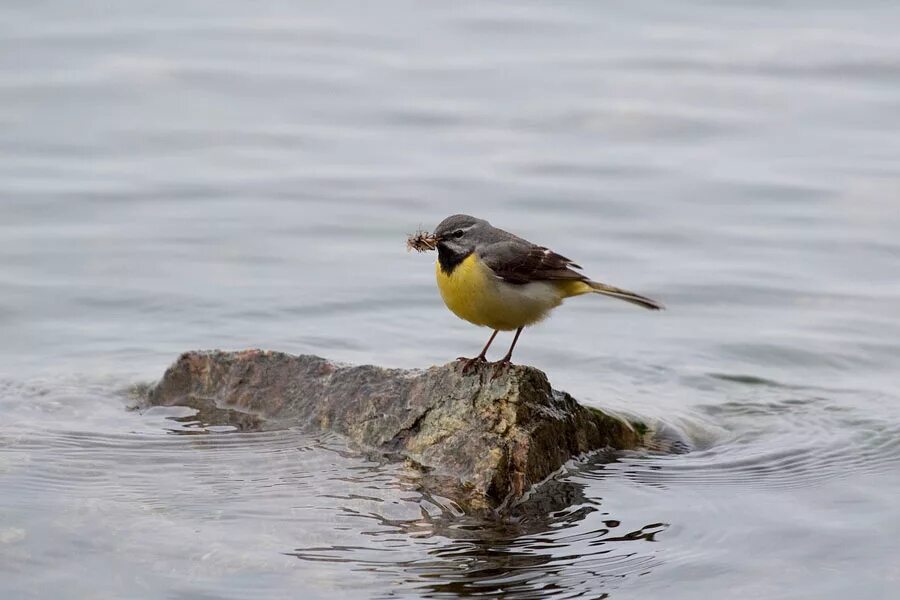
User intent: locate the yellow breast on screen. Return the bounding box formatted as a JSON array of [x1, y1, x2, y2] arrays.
[[435, 254, 586, 330]]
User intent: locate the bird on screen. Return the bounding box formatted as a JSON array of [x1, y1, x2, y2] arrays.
[[426, 214, 663, 372]]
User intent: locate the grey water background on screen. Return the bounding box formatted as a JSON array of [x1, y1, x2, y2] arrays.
[[2, 1, 900, 598]]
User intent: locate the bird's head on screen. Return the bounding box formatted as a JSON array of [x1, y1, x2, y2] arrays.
[[433, 214, 488, 256]]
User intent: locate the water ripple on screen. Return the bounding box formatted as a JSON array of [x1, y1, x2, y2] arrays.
[[593, 382, 900, 494]]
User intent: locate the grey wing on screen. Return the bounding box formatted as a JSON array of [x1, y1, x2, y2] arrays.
[[479, 239, 587, 284]]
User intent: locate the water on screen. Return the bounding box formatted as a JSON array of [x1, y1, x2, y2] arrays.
[[2, 1, 899, 598]]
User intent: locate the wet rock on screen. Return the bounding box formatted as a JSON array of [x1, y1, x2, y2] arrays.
[[146, 350, 647, 510]]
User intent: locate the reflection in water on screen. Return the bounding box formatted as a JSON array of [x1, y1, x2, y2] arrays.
[[288, 473, 668, 599]]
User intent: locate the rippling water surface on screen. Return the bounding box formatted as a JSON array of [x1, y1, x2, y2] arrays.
[[2, 1, 900, 598]]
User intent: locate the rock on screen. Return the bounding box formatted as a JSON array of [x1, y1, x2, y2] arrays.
[[146, 350, 648, 511]]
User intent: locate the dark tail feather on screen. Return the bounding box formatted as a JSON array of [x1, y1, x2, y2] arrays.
[[587, 281, 664, 310]]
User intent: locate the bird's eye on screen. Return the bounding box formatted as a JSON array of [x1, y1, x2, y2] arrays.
[[452, 230, 465, 238]]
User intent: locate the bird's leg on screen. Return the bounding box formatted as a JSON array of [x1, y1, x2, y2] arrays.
[[458, 329, 499, 373], [492, 327, 524, 373]]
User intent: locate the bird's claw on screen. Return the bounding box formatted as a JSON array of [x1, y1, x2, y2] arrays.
[[457, 355, 487, 374], [490, 359, 513, 377]]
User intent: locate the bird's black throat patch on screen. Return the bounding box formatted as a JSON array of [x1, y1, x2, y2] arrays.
[[437, 244, 471, 275]]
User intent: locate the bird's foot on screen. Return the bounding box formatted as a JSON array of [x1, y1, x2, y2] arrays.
[[490, 357, 514, 377], [456, 355, 487, 374]]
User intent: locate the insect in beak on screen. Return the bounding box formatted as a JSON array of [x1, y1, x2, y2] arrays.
[[406, 230, 439, 252]]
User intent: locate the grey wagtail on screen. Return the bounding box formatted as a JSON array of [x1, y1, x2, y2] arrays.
[[409, 214, 663, 371]]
